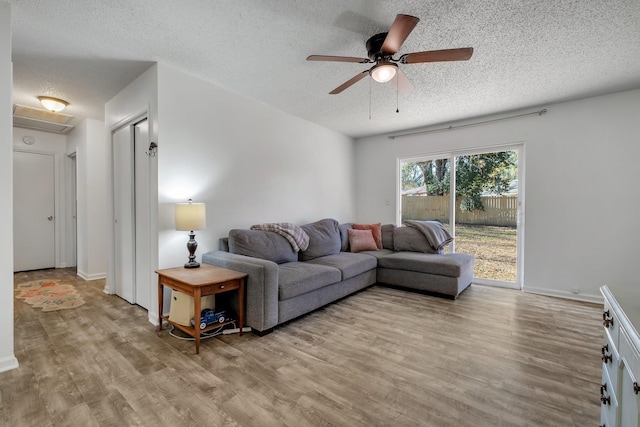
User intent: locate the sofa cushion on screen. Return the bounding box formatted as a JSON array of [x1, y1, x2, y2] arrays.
[[347, 228, 378, 253], [358, 248, 395, 260], [228, 229, 298, 264], [338, 223, 353, 252], [381, 224, 395, 250], [299, 218, 341, 261], [306, 252, 377, 281], [278, 262, 342, 300], [352, 223, 382, 249], [378, 252, 474, 278], [393, 226, 439, 254]]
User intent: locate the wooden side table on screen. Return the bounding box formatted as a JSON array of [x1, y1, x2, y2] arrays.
[[155, 264, 247, 354]]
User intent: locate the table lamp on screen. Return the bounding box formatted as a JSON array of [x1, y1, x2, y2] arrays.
[[175, 199, 206, 268]]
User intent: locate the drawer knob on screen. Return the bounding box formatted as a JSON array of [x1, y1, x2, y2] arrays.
[[634, 381, 639, 395], [600, 394, 611, 405], [601, 344, 609, 355], [603, 317, 614, 328], [602, 353, 612, 364], [600, 383, 607, 394], [602, 309, 610, 320], [220, 285, 225, 289]]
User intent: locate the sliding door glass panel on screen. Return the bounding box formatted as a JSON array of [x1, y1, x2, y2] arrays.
[[401, 157, 451, 251], [400, 147, 521, 287], [453, 150, 518, 283]]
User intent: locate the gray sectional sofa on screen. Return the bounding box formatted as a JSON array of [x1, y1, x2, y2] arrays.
[[202, 218, 474, 334]]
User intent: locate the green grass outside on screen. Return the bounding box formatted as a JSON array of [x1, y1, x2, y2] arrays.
[[453, 224, 517, 282]]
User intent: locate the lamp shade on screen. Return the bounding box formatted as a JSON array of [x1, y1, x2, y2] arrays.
[[175, 201, 206, 231]]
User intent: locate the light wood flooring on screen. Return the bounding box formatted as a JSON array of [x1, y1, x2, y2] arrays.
[[2, 268, 603, 426]]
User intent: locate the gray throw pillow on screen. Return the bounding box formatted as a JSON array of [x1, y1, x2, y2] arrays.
[[299, 218, 341, 261], [228, 229, 298, 264], [338, 223, 353, 252], [381, 224, 395, 250]]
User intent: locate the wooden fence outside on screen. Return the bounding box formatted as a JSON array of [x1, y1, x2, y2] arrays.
[[402, 195, 518, 227]]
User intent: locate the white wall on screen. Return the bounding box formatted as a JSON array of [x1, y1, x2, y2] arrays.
[[156, 63, 355, 271], [105, 63, 355, 324], [0, 0, 18, 372], [67, 119, 107, 279], [355, 89, 640, 302], [104, 63, 158, 306]]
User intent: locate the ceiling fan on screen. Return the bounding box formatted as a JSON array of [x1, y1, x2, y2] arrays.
[[307, 14, 473, 94]]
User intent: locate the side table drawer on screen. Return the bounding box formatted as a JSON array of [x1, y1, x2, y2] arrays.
[[201, 280, 240, 295]]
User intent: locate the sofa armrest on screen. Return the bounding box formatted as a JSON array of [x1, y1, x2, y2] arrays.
[[201, 250, 279, 332]]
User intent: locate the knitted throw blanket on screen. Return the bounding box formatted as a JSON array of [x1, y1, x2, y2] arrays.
[[404, 220, 453, 251], [250, 223, 310, 252]]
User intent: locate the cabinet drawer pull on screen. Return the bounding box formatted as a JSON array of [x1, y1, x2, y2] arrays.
[[603, 317, 614, 328], [602, 353, 612, 364], [220, 285, 225, 289], [634, 382, 639, 395], [602, 310, 610, 320], [600, 394, 611, 405], [600, 383, 607, 394], [601, 344, 608, 355]]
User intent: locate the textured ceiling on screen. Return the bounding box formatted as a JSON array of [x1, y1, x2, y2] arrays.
[[9, 0, 640, 138]]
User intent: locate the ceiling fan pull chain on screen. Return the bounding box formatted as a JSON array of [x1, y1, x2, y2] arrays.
[[396, 74, 400, 113], [369, 77, 372, 120]]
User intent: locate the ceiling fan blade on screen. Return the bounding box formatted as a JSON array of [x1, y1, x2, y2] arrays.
[[329, 71, 369, 94], [307, 55, 370, 63], [393, 68, 414, 93], [401, 47, 474, 64], [381, 14, 420, 54]]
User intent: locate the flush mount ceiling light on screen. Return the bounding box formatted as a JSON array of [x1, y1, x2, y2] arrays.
[[369, 61, 398, 83], [38, 96, 68, 113]]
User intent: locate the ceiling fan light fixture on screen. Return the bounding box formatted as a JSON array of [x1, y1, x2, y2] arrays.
[[370, 62, 398, 83], [38, 96, 68, 112]]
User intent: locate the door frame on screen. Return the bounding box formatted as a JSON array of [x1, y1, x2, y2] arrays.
[[397, 142, 525, 290], [66, 152, 77, 268], [13, 148, 65, 269]]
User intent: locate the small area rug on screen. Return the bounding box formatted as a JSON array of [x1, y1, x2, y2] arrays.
[[15, 279, 86, 312]]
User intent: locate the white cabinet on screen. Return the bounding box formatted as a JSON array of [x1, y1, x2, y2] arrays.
[[601, 285, 640, 427]]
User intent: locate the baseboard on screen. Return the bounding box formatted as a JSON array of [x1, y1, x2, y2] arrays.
[[77, 270, 106, 281], [148, 310, 160, 326], [0, 355, 19, 373], [523, 287, 602, 304]]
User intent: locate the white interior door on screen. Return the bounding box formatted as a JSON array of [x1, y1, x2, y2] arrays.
[[13, 151, 55, 272], [112, 118, 151, 309], [113, 126, 135, 303]]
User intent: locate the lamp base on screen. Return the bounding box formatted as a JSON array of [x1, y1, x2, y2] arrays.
[[184, 231, 200, 268]]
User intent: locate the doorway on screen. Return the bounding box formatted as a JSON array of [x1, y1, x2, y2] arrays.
[[400, 145, 523, 288]]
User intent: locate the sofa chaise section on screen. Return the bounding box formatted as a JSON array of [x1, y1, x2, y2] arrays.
[[377, 252, 474, 298]]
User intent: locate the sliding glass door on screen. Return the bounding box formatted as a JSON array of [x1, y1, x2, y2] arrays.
[[400, 146, 522, 288]]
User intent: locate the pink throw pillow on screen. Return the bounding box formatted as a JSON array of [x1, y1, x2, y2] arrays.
[[352, 223, 382, 249], [348, 228, 378, 252]]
